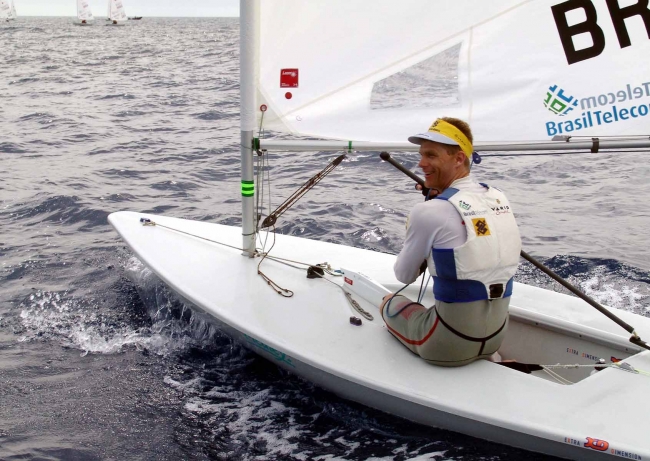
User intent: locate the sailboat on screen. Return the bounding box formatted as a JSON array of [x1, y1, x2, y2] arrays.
[[105, 0, 126, 26], [74, 0, 93, 26], [8, 0, 15, 20], [0, 0, 12, 21], [110, 1, 650, 458]]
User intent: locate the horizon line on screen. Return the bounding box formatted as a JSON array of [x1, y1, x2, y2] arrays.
[[10, 15, 239, 18]]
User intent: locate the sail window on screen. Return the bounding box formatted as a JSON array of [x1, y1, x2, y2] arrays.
[[370, 43, 461, 111]]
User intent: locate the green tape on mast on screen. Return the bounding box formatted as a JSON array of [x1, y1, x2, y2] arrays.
[[241, 180, 254, 197]]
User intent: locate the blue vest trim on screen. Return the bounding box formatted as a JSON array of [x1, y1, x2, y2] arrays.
[[432, 248, 457, 280], [505, 278, 514, 297], [432, 277, 515, 303], [434, 187, 459, 201], [433, 277, 488, 303]]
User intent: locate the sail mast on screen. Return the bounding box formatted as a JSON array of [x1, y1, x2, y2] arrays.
[[239, 0, 258, 255]]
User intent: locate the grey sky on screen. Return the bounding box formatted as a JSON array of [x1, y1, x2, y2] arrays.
[[15, 0, 239, 17]]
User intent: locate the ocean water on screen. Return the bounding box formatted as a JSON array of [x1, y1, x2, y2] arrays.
[[1, 17, 650, 461]]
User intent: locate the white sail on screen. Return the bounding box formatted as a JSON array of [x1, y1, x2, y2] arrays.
[[77, 0, 93, 21], [108, 0, 126, 21], [0, 0, 11, 20], [8, 0, 15, 19], [257, 0, 650, 143]]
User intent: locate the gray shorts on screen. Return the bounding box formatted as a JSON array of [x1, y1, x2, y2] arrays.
[[381, 295, 510, 366]]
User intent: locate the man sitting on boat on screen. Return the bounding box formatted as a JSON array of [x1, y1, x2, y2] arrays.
[[380, 118, 522, 366]]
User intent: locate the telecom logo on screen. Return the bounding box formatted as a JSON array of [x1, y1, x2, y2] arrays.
[[544, 81, 650, 137], [544, 85, 578, 116]]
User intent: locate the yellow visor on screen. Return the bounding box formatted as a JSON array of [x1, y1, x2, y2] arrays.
[[408, 119, 473, 157]]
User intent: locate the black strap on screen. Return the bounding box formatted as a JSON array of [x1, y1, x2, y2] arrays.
[[434, 306, 507, 355], [591, 137, 600, 153]]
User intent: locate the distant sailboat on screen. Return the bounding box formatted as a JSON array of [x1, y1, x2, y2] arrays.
[[106, 0, 127, 26], [74, 0, 93, 26], [0, 0, 13, 21], [8, 0, 16, 20]]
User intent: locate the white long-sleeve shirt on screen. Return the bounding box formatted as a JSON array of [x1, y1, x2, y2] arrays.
[[393, 176, 486, 284]]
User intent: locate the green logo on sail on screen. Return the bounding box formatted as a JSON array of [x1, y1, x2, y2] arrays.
[[544, 85, 578, 116]]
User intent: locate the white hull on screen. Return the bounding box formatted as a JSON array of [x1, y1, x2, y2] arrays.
[[109, 211, 650, 460]]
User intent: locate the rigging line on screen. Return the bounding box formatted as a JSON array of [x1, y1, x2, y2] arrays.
[[542, 362, 650, 377], [261, 153, 347, 228], [140, 219, 253, 255], [265, 150, 273, 248], [255, 148, 262, 231], [249, 246, 363, 316], [379, 151, 650, 351], [256, 224, 293, 297], [140, 218, 360, 303], [255, 151, 262, 235], [140, 218, 318, 272], [541, 367, 575, 385], [303, 266, 375, 320], [255, 150, 273, 252]]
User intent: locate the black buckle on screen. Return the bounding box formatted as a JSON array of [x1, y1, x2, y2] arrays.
[[489, 284, 504, 299]]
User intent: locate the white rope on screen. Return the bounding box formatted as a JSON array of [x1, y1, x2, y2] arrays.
[[541, 362, 646, 375], [530, 361, 648, 385], [533, 361, 649, 387], [254, 145, 273, 253], [541, 367, 575, 385]]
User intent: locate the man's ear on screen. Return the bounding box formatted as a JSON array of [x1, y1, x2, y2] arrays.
[[456, 149, 466, 165]]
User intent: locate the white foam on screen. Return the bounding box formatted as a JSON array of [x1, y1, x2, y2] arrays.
[[579, 273, 646, 312], [17, 256, 221, 356]]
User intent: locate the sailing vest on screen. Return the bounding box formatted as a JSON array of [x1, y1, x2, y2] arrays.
[[426, 183, 521, 303]]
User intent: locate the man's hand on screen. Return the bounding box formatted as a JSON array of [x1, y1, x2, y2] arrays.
[[415, 184, 439, 200], [379, 293, 394, 315]]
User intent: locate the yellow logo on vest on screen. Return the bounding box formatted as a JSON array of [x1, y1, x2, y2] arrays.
[[472, 218, 491, 236]]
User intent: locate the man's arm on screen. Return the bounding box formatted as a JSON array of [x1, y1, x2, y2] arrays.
[[393, 202, 438, 284]]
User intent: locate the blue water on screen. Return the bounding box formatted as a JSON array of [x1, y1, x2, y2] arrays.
[[2, 17, 650, 461]]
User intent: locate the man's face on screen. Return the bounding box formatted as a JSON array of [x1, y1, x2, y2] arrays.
[[417, 140, 464, 191]]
